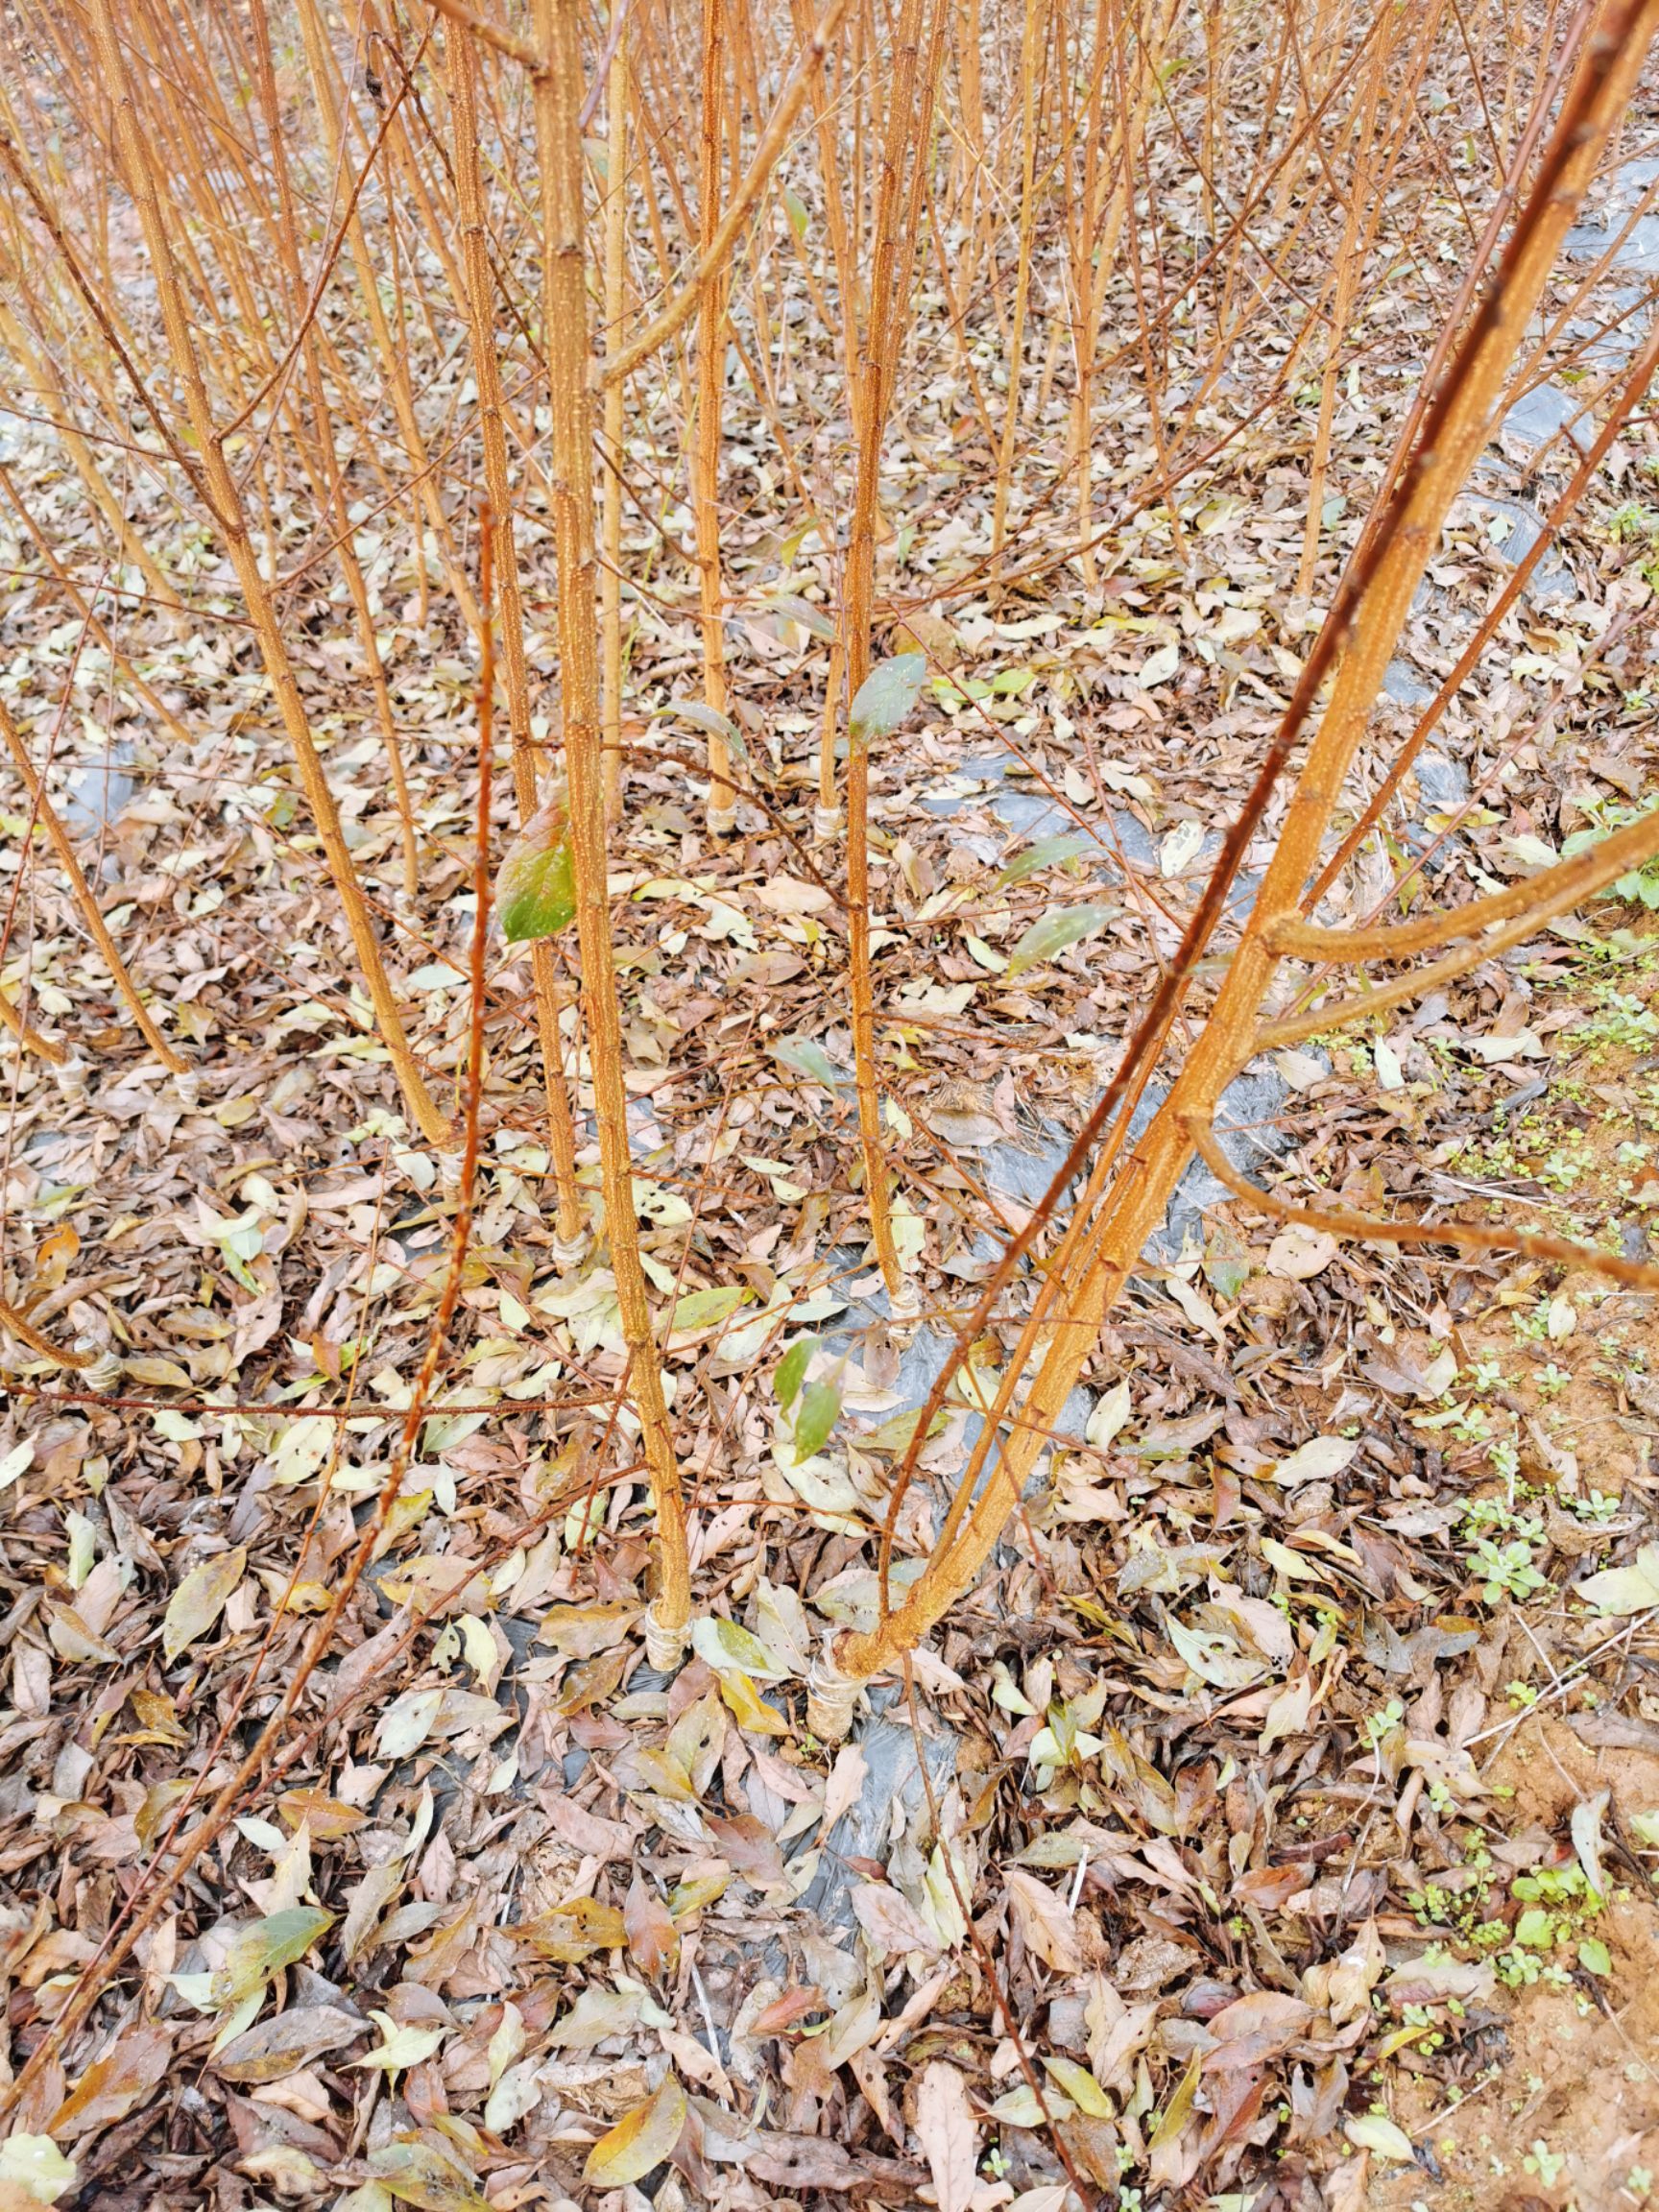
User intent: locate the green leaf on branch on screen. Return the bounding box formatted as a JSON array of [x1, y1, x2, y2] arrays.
[[849, 653, 927, 749], [653, 699, 747, 761], [996, 834, 1090, 889], [771, 1035, 845, 1089], [793, 1377, 842, 1462], [498, 801, 575, 945], [1006, 902, 1118, 976], [766, 592, 836, 640], [773, 1334, 816, 1408]]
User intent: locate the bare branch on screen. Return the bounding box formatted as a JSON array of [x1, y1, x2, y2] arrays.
[[1185, 1112, 1659, 1294], [1260, 804, 1659, 1048], [1269, 801, 1659, 964], [595, 0, 852, 389], [0, 1296, 89, 1370], [421, 0, 543, 69]]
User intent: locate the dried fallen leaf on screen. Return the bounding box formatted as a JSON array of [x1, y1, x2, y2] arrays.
[[1572, 1789, 1611, 1901], [582, 2073, 686, 2188], [1004, 1867, 1083, 1973], [211, 1907, 333, 2011], [1344, 2111, 1414, 2161], [1006, 902, 1118, 976], [374, 1687, 444, 1760], [214, 2005, 364, 2083], [849, 653, 927, 746], [1086, 1377, 1132, 1449], [1265, 1226, 1337, 1279], [1575, 1544, 1659, 1617], [1203, 1990, 1312, 2069], [624, 1870, 680, 1979], [914, 2060, 976, 2212], [1042, 2055, 1114, 2118], [161, 1546, 246, 1664], [985, 2082, 1063, 2128], [821, 1742, 869, 1833], [1146, 2051, 1202, 2186], [703, 1811, 788, 1887], [851, 1881, 943, 1958], [50, 2024, 172, 2140], [349, 2010, 446, 2076], [546, 1986, 645, 2048], [1159, 818, 1204, 875], [484, 2054, 543, 2136], [1270, 1434, 1358, 1486], [755, 873, 832, 914], [0, 2135, 76, 2205], [690, 1614, 791, 1680], [367, 2137, 489, 2211]]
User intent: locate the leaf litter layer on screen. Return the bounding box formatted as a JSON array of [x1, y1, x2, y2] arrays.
[[5, 2, 1659, 2209]]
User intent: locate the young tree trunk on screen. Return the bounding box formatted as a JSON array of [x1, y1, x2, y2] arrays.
[[533, 0, 692, 1662]]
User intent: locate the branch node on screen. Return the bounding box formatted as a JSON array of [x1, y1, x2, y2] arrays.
[[886, 1274, 924, 1338], [550, 1228, 591, 1273], [806, 1649, 861, 1742], [51, 1056, 89, 1109], [78, 1344, 122, 1393], [642, 1599, 687, 1673]]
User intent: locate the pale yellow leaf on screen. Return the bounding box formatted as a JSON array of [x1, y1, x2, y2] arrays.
[[161, 1547, 247, 1664], [0, 2136, 76, 2205], [350, 2010, 445, 2074]]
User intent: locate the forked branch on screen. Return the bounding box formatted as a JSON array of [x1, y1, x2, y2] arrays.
[[421, 0, 542, 68], [810, 0, 1659, 1728], [1267, 796, 1659, 964], [84, 0, 453, 1148], [1306, 293, 1659, 911], [1258, 808, 1659, 1051], [1183, 1112, 1659, 1293], [595, 0, 852, 389]]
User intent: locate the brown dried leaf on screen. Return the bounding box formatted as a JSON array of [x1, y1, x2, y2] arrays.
[[913, 2060, 976, 2212], [851, 1881, 944, 1959], [215, 2005, 364, 2083], [1004, 1867, 1083, 1973], [161, 1546, 246, 1664], [50, 2024, 172, 2142], [624, 1870, 680, 1980], [517, 1894, 627, 1962]]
